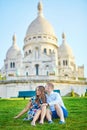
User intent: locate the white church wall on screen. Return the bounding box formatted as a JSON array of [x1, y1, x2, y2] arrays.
[[54, 83, 87, 96], [0, 82, 87, 98]]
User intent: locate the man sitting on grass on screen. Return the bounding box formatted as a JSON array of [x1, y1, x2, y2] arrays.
[[45, 82, 68, 124]]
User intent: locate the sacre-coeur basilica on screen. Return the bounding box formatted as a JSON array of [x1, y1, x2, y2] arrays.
[[0, 1, 87, 98]]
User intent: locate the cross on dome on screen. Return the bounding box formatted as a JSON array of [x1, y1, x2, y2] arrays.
[[62, 32, 66, 40], [12, 33, 16, 45], [37, 1, 43, 17]]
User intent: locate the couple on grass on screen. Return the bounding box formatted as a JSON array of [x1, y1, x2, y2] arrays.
[[14, 82, 68, 126]]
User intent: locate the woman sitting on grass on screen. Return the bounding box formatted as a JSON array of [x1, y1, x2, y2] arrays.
[[14, 86, 47, 126]]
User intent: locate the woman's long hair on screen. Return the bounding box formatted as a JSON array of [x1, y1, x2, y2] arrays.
[[35, 86, 46, 104]]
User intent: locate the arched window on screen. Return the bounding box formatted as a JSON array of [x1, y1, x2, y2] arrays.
[[47, 71, 48, 76], [26, 51, 28, 56], [58, 61, 61, 66], [66, 60, 68, 66], [49, 49, 51, 54], [10, 62, 12, 68], [35, 47, 39, 59], [29, 50, 31, 54], [26, 72, 28, 76], [33, 36, 36, 39], [10, 62, 15, 68], [63, 60, 68, 66], [5, 64, 8, 69], [38, 36, 41, 38], [29, 38, 31, 40], [13, 62, 15, 68], [44, 48, 47, 54], [65, 74, 68, 77], [35, 64, 39, 75], [63, 60, 65, 66]]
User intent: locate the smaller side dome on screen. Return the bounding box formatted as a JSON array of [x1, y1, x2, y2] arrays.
[[59, 33, 74, 58], [6, 34, 21, 59]]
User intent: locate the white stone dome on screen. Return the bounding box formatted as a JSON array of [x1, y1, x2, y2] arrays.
[[59, 33, 74, 57], [26, 2, 55, 37], [26, 16, 55, 36], [6, 34, 21, 59]]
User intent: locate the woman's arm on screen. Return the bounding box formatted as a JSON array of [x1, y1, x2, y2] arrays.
[[14, 101, 32, 119]]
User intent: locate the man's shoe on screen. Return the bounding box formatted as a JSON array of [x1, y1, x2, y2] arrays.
[[48, 120, 53, 124], [59, 120, 65, 124]]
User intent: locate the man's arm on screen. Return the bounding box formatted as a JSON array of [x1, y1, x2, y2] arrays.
[[48, 93, 60, 106]]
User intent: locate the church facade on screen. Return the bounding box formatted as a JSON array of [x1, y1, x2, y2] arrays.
[[0, 2, 86, 98], [1, 2, 84, 80]]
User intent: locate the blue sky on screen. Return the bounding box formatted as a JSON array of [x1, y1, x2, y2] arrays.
[[0, 0, 87, 77]]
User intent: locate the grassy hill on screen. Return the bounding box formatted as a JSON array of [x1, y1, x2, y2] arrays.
[[0, 97, 87, 130]]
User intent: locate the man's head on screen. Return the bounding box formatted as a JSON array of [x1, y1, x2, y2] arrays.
[[45, 82, 54, 94]]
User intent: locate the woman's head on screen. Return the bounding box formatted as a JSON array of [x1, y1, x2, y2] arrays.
[[36, 86, 45, 96], [36, 86, 46, 103]]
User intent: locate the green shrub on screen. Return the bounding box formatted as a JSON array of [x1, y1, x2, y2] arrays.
[[71, 89, 75, 97]]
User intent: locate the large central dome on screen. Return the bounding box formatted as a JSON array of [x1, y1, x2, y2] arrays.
[[26, 1, 55, 37], [26, 16, 55, 36]]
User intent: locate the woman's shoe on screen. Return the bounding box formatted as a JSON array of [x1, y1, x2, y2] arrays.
[[31, 121, 36, 126], [39, 121, 43, 124]]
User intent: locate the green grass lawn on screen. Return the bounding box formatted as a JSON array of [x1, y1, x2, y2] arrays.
[[0, 97, 87, 130]]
